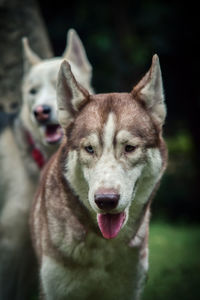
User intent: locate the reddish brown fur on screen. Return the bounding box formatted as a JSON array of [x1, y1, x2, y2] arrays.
[[31, 91, 167, 259], [67, 93, 161, 150], [31, 140, 99, 263], [31, 57, 167, 300]]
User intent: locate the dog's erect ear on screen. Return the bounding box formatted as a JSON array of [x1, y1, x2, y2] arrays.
[[57, 60, 89, 128], [22, 37, 41, 73], [132, 54, 166, 125], [62, 29, 92, 74]]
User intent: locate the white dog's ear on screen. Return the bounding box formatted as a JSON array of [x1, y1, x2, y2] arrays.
[[22, 37, 41, 73], [132, 54, 166, 125], [57, 60, 90, 128], [62, 29, 92, 74]]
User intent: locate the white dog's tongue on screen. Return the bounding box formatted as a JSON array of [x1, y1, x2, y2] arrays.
[[45, 125, 63, 143], [97, 212, 125, 239]]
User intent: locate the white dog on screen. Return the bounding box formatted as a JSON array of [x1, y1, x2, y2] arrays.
[[0, 29, 93, 300]]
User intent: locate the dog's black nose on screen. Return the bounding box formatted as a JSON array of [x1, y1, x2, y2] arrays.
[[94, 193, 120, 211], [33, 105, 51, 123]]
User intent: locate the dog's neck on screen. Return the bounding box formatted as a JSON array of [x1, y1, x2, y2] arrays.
[[13, 118, 46, 171], [24, 130, 46, 169]]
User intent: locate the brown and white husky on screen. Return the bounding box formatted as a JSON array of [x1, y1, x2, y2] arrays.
[[31, 55, 167, 300], [0, 29, 93, 300]]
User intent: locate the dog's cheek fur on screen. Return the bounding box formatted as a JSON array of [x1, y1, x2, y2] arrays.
[[131, 148, 163, 211], [65, 150, 90, 211], [20, 101, 37, 132], [21, 79, 44, 144]]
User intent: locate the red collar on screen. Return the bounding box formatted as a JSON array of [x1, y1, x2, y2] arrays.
[[25, 131, 46, 169]]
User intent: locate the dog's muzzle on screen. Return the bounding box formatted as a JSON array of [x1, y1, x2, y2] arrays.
[[94, 188, 126, 239], [33, 105, 63, 144]]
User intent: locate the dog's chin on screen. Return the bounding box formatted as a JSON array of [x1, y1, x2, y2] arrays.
[[42, 124, 63, 145], [97, 211, 126, 240]]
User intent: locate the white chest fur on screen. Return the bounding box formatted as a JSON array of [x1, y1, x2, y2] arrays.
[[41, 230, 148, 300]]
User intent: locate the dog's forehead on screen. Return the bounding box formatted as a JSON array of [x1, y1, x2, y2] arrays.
[[84, 93, 138, 118], [82, 93, 151, 128], [26, 58, 62, 84], [71, 92, 158, 146], [34, 58, 62, 73]]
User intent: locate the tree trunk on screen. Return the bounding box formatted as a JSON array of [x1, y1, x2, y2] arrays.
[[0, 0, 53, 128]]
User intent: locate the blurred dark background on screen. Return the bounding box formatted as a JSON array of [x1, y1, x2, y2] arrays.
[[38, 0, 200, 222]]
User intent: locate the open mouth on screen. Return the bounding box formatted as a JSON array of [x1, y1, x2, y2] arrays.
[[44, 124, 63, 144], [97, 212, 126, 239]]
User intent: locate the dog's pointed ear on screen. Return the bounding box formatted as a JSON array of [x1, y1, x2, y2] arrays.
[[132, 54, 166, 125], [62, 29, 92, 74], [22, 37, 41, 73], [57, 60, 90, 128]]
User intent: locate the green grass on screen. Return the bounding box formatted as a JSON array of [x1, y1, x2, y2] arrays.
[[143, 221, 200, 300]]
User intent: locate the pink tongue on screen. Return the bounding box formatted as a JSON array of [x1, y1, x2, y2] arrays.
[[97, 212, 125, 239], [45, 125, 63, 143]]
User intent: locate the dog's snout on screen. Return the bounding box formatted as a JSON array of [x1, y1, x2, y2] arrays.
[[94, 191, 120, 211], [33, 105, 51, 122]]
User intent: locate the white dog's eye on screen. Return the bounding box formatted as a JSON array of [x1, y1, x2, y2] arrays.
[[29, 88, 38, 95], [124, 145, 137, 153], [85, 145, 94, 154]]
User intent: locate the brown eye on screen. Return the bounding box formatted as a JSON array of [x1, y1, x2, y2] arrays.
[[125, 145, 136, 153], [29, 88, 38, 95], [85, 145, 94, 154]]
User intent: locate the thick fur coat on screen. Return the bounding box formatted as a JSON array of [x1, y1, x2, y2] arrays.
[[31, 56, 167, 300]]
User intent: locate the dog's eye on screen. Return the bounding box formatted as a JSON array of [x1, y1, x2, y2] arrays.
[[29, 88, 38, 95], [85, 145, 94, 154], [124, 145, 136, 153]]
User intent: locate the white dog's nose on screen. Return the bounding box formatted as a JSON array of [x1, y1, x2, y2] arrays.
[[94, 188, 120, 211], [33, 105, 51, 123]]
